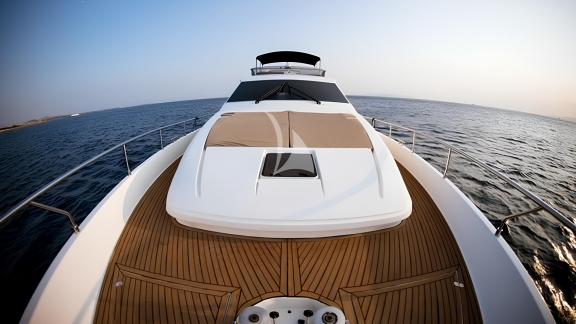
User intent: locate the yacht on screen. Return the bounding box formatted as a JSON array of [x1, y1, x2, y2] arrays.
[[3, 51, 574, 323]]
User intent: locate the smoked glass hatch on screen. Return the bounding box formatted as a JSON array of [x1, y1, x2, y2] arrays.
[[261, 153, 317, 177]]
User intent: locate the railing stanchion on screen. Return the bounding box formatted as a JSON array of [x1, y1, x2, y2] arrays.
[[193, 117, 198, 130], [123, 144, 131, 175], [29, 201, 80, 233], [159, 128, 164, 149], [389, 123, 392, 137], [443, 148, 452, 178], [412, 132, 416, 152], [371, 118, 375, 128], [495, 206, 543, 236]]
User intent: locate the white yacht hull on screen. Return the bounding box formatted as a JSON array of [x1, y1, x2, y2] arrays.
[[20, 131, 554, 324]]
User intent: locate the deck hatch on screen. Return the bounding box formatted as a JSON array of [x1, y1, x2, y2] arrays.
[[261, 153, 317, 177]]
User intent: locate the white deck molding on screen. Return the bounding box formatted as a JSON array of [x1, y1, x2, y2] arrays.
[[168, 97, 412, 238], [381, 134, 554, 324], [21, 131, 197, 324]]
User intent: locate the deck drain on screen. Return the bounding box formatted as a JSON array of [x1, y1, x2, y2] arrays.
[[248, 313, 260, 322], [321, 312, 338, 324]]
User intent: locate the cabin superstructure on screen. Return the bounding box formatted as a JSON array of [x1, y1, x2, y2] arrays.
[[251, 51, 326, 77], [166, 52, 412, 238]]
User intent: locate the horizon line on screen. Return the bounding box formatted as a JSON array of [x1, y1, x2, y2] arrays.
[[2, 94, 575, 128]]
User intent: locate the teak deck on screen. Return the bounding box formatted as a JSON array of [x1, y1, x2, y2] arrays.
[[95, 160, 482, 324]]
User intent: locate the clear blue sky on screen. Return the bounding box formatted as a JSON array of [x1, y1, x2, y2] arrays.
[[1, 0, 575, 126]]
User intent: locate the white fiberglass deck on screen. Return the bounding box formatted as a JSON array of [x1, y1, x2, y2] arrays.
[[166, 109, 412, 238]]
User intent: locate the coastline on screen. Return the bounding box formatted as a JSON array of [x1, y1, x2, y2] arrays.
[[0, 116, 67, 134]]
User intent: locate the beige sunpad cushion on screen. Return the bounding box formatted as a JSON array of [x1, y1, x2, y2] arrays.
[[205, 112, 290, 147], [205, 111, 372, 148], [290, 112, 372, 148]]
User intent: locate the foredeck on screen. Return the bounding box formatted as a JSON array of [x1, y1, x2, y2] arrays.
[[94, 159, 482, 323]]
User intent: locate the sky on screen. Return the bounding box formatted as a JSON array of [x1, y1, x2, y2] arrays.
[[1, 0, 575, 126]]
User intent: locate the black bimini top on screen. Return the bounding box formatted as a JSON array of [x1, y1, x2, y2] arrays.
[[256, 51, 320, 66]]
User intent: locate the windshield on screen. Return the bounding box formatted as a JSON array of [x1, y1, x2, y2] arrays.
[[227, 80, 348, 103]]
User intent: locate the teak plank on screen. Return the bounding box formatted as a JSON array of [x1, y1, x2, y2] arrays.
[[94, 159, 482, 324]]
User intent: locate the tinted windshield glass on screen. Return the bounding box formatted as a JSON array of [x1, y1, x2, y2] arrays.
[[227, 80, 348, 103]]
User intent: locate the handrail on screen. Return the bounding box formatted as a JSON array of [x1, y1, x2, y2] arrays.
[[29, 201, 80, 233], [0, 117, 199, 228], [365, 116, 576, 234], [251, 66, 326, 77], [495, 206, 544, 236]]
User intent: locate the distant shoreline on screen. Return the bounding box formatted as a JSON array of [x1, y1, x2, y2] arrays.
[[557, 116, 576, 124], [0, 115, 67, 134]]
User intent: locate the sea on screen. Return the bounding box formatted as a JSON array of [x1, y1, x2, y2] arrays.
[[0, 97, 574, 323]]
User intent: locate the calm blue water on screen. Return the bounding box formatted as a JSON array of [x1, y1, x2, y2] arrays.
[[0, 97, 574, 323]]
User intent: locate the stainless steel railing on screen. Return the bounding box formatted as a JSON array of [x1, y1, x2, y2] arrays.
[[365, 116, 576, 235], [251, 66, 326, 77], [0, 117, 200, 232]]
